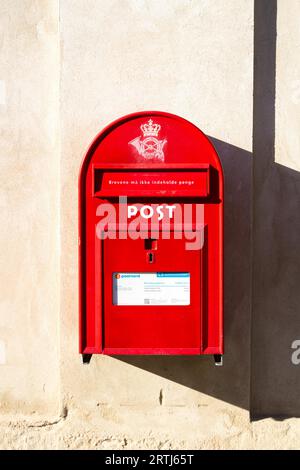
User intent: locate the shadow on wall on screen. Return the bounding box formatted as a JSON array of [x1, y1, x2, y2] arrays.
[[115, 137, 252, 412], [251, 0, 300, 419], [112, 0, 300, 418]]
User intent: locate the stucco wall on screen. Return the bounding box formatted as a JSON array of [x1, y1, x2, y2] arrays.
[[0, 0, 60, 415], [0, 0, 300, 449]]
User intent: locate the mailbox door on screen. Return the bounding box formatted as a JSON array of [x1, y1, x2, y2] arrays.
[[102, 232, 203, 353]]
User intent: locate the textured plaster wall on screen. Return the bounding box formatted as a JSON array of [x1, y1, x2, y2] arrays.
[[1, 0, 300, 449], [0, 1, 60, 415]]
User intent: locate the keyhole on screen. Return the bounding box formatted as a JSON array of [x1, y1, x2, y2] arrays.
[[148, 252, 154, 263]]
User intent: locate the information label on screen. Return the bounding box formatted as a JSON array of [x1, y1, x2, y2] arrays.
[[113, 272, 190, 306]]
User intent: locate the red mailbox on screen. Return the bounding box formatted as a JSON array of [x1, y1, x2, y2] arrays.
[[79, 111, 223, 364]]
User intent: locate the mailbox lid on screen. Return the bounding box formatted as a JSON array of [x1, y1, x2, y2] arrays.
[[81, 111, 223, 169]]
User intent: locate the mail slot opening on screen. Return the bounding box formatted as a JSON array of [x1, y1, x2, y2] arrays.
[[93, 166, 210, 198]]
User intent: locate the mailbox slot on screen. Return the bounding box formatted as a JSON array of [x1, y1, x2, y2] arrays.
[[93, 165, 210, 198]]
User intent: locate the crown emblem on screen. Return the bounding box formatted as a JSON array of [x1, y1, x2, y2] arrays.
[[140, 119, 161, 137], [129, 117, 167, 161]]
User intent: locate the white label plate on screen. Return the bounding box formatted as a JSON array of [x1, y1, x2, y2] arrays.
[[112, 272, 190, 306]]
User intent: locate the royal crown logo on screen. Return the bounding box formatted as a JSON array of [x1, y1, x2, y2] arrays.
[[140, 119, 161, 137], [129, 118, 167, 161]]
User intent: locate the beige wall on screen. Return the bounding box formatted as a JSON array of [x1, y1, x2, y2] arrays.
[[0, 0, 300, 449], [0, 0, 60, 415]]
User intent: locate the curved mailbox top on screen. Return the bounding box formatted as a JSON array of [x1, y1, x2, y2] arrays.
[[80, 111, 223, 199]]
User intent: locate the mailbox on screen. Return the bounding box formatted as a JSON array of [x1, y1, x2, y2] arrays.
[[79, 111, 223, 364]]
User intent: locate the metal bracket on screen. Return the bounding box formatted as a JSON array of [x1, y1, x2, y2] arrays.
[[214, 354, 223, 366], [82, 354, 92, 364]]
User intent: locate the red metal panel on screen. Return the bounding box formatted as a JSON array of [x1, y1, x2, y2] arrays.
[[79, 111, 223, 357]]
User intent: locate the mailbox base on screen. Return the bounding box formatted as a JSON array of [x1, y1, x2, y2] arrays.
[[81, 353, 224, 365]]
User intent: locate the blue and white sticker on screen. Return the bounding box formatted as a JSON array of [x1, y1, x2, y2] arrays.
[[113, 272, 190, 306]]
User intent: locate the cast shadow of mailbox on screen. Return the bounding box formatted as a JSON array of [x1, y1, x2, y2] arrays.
[[251, 0, 300, 419], [116, 138, 252, 411], [115, 0, 300, 418]]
